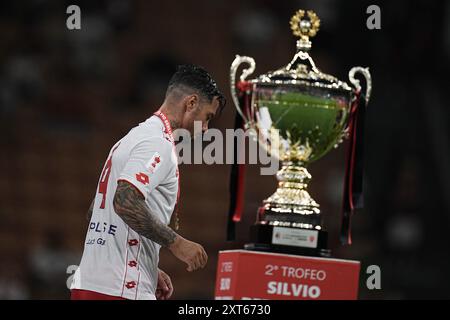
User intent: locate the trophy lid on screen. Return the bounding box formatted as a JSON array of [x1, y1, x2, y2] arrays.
[[252, 10, 352, 93]]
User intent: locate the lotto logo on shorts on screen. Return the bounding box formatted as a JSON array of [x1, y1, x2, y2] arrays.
[[128, 239, 139, 246], [128, 261, 137, 268], [125, 281, 136, 289], [147, 153, 162, 173], [136, 172, 149, 185]]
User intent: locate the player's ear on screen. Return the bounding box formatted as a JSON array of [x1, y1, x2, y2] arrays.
[[185, 94, 199, 112]]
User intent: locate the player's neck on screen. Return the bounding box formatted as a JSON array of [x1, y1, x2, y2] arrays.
[[158, 105, 181, 131], [168, 119, 180, 131]]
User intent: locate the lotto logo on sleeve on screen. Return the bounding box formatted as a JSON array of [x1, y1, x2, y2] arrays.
[[147, 153, 163, 173], [136, 172, 149, 185]]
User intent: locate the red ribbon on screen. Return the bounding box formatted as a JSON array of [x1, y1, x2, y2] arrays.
[[341, 90, 365, 245], [227, 81, 252, 240]]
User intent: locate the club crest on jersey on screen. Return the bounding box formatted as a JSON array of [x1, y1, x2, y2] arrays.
[[147, 152, 163, 173], [135, 172, 149, 185]]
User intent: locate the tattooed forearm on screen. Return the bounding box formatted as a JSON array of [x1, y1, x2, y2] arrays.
[[87, 199, 94, 222], [113, 180, 177, 247]]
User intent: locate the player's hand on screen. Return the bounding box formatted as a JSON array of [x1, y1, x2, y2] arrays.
[[156, 269, 173, 300], [168, 235, 208, 272]]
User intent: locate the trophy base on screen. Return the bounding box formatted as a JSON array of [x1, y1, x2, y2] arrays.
[[244, 224, 331, 258]]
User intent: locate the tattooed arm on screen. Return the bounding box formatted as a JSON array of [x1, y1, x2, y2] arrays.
[[113, 180, 177, 247], [113, 180, 208, 271]]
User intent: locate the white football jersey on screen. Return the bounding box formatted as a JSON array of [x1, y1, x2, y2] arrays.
[[71, 112, 179, 300]]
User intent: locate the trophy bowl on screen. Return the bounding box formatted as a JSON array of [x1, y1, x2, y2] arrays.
[[230, 9, 372, 256]]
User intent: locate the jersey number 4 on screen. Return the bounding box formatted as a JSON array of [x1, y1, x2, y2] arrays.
[[98, 143, 120, 209]]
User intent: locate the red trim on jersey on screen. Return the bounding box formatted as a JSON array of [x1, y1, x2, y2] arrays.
[[71, 289, 126, 300], [134, 235, 142, 300], [153, 110, 181, 221], [121, 227, 130, 297], [135, 270, 141, 300], [117, 179, 146, 199]]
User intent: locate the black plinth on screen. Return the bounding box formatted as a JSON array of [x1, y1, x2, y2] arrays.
[[244, 224, 331, 257]]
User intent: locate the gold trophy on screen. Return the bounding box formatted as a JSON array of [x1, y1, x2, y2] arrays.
[[230, 10, 372, 257]]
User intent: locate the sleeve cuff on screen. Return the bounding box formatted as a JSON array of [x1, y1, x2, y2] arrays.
[[117, 178, 147, 200]]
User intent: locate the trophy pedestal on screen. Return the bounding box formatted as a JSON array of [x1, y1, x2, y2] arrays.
[[245, 224, 331, 257], [215, 250, 360, 300]]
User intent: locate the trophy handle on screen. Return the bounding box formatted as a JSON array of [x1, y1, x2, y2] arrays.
[[348, 67, 372, 106], [230, 55, 256, 126]]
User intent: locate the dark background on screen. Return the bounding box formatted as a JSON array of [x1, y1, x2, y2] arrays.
[[0, 0, 449, 299]]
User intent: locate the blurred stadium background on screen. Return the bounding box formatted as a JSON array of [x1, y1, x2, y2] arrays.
[[0, 0, 449, 299]]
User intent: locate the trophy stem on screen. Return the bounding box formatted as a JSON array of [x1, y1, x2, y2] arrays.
[[247, 160, 330, 257], [260, 161, 322, 230]]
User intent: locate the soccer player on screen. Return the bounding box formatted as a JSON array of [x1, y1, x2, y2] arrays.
[[70, 65, 226, 300]]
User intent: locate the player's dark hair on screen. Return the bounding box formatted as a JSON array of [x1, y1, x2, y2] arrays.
[[166, 64, 226, 114]]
